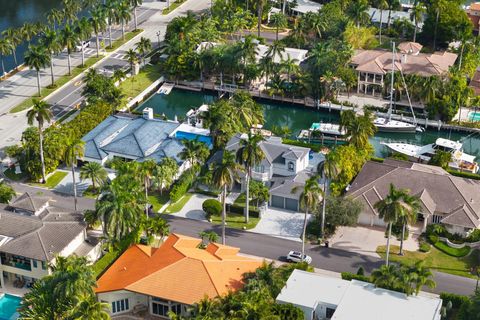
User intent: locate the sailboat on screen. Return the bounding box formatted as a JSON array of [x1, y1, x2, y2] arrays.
[[373, 42, 421, 133]]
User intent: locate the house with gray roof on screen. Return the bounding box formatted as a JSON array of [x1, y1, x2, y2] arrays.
[[81, 108, 211, 174], [347, 159, 480, 235], [0, 193, 100, 291], [213, 135, 315, 211]]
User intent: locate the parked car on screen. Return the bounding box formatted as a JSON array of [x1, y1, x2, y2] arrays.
[[76, 41, 90, 52], [286, 250, 312, 264]]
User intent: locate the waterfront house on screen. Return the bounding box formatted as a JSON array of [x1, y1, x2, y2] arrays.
[[81, 108, 211, 174], [351, 42, 457, 96], [0, 192, 100, 291], [95, 234, 262, 318], [276, 269, 442, 320], [346, 159, 480, 235], [467, 3, 480, 35]]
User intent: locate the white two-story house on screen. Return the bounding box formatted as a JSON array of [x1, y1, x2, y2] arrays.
[[0, 193, 101, 291]]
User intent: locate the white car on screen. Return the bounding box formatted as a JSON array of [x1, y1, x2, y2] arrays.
[[76, 41, 90, 52], [286, 251, 312, 264]]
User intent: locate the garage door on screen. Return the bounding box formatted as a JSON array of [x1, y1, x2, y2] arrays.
[[271, 195, 284, 209], [358, 211, 373, 226], [285, 198, 299, 211], [372, 215, 387, 227]]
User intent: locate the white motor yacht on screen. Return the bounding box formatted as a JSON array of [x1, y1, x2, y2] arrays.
[[382, 138, 479, 173], [297, 122, 349, 144]]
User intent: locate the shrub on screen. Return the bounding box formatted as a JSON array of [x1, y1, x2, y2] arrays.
[[439, 292, 470, 310], [341, 272, 371, 282], [356, 266, 365, 276], [370, 156, 384, 163], [419, 241, 431, 253], [446, 169, 480, 180], [228, 204, 260, 217], [169, 167, 198, 202], [427, 233, 439, 245], [433, 241, 471, 257], [466, 229, 480, 242], [282, 139, 322, 152], [0, 182, 16, 204], [202, 199, 222, 219]]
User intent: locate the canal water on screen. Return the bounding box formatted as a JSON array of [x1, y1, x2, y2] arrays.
[[0, 0, 60, 72], [137, 89, 480, 159]]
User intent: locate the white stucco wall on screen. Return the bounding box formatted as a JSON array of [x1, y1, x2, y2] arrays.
[[59, 230, 86, 257], [97, 290, 148, 316]]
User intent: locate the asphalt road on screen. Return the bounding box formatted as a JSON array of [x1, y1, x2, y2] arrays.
[[164, 215, 479, 296]]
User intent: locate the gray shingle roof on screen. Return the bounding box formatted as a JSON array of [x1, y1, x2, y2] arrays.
[[347, 161, 480, 228], [270, 171, 315, 199], [10, 192, 50, 213]]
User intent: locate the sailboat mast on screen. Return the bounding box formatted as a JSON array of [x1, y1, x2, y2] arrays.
[[388, 42, 395, 121]]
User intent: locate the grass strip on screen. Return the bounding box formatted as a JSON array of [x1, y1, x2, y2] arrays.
[[162, 0, 186, 15], [210, 212, 260, 230], [164, 193, 193, 214], [105, 29, 143, 52], [29, 171, 68, 189]]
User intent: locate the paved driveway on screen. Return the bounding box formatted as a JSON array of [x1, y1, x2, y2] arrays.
[[171, 193, 216, 220], [329, 226, 419, 257], [251, 207, 311, 242]]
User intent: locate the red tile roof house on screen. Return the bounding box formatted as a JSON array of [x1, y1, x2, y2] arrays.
[[350, 42, 457, 97], [467, 3, 480, 34], [95, 234, 262, 319]]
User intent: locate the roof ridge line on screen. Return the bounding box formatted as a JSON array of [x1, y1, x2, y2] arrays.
[[36, 231, 49, 261]]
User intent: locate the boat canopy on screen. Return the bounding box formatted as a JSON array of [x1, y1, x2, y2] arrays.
[[435, 138, 462, 151]]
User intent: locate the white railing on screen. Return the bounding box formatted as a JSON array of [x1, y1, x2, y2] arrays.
[[438, 237, 480, 249]]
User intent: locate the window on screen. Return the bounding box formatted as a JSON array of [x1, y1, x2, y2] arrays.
[[326, 307, 336, 318], [41, 261, 47, 270], [32, 260, 37, 268], [152, 301, 169, 317], [171, 303, 182, 315], [111, 299, 129, 314], [288, 161, 295, 172], [432, 215, 443, 224]]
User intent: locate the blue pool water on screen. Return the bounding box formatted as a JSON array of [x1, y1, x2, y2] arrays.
[[0, 294, 21, 320], [175, 131, 213, 147], [468, 112, 480, 122]]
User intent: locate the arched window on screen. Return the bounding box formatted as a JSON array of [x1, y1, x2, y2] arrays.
[[288, 161, 295, 172]]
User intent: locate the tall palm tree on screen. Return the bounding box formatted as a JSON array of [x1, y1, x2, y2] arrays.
[[80, 162, 108, 191], [257, 0, 267, 37], [46, 8, 64, 32], [398, 192, 420, 255], [24, 45, 51, 96], [2, 28, 22, 69], [374, 184, 412, 266], [61, 0, 81, 24], [39, 29, 61, 87], [270, 12, 287, 41], [347, 0, 370, 28], [316, 152, 340, 238], [74, 17, 93, 67], [410, 1, 426, 43], [26, 100, 53, 184], [104, 0, 119, 48], [139, 159, 157, 217], [126, 48, 138, 74], [59, 24, 78, 75], [69, 297, 110, 320], [89, 7, 107, 57], [292, 177, 323, 260], [117, 1, 132, 41], [135, 36, 152, 67], [376, 0, 389, 44], [340, 110, 377, 150], [64, 138, 85, 211], [281, 55, 299, 82], [130, 0, 144, 31], [0, 38, 12, 79], [21, 22, 40, 46], [179, 139, 209, 168], [211, 150, 242, 244], [236, 133, 265, 223]]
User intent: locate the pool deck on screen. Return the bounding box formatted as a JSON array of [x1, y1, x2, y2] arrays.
[[0, 282, 28, 297]]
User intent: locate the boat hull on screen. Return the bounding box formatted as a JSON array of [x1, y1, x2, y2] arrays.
[[375, 125, 417, 133]]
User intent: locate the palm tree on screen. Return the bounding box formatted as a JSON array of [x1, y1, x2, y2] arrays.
[[292, 177, 323, 260], [21, 22, 40, 46], [136, 36, 152, 67], [61, 0, 81, 24], [2, 28, 22, 69], [143, 215, 170, 243], [371, 264, 400, 290], [0, 38, 12, 79], [64, 139, 85, 211], [340, 110, 377, 150], [152, 158, 178, 195], [211, 150, 241, 244], [316, 152, 340, 238], [281, 55, 299, 82], [112, 69, 126, 83], [69, 297, 110, 320], [179, 139, 209, 168], [410, 1, 426, 43], [139, 159, 157, 217], [257, 0, 267, 37], [59, 24, 78, 75], [409, 261, 436, 295], [376, 0, 389, 44], [24, 45, 51, 96], [347, 0, 370, 28], [80, 162, 107, 191], [270, 12, 287, 41], [237, 133, 265, 223], [89, 7, 107, 58], [117, 1, 132, 41], [374, 184, 411, 266], [130, 0, 144, 31], [26, 100, 53, 183], [104, 0, 119, 48], [46, 8, 64, 32], [126, 48, 138, 74], [74, 17, 93, 67], [199, 230, 219, 244], [40, 29, 61, 87], [398, 192, 420, 255]]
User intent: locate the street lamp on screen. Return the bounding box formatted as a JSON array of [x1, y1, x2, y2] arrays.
[[156, 31, 161, 46]]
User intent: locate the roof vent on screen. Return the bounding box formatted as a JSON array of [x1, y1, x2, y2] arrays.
[[143, 107, 154, 120]]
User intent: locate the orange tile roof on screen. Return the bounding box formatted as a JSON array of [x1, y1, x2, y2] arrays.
[[96, 234, 262, 305]]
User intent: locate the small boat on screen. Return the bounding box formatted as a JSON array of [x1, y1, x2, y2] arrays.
[[297, 122, 349, 145], [382, 138, 479, 173], [251, 124, 272, 137]]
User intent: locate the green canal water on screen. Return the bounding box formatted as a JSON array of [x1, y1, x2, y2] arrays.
[[137, 89, 480, 159]]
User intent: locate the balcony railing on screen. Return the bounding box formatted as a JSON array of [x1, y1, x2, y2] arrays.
[[251, 171, 270, 181], [2, 259, 32, 271]]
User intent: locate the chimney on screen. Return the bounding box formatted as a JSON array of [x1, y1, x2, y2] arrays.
[[143, 107, 153, 120]]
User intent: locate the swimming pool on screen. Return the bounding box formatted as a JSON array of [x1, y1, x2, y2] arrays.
[[0, 294, 21, 320], [468, 111, 480, 122], [175, 131, 213, 146]]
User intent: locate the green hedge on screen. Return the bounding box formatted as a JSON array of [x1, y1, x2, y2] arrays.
[[282, 139, 322, 152], [92, 249, 124, 278], [202, 199, 222, 219], [341, 272, 371, 283], [433, 241, 471, 257], [440, 292, 470, 309], [169, 167, 198, 202], [370, 156, 385, 163], [228, 204, 260, 217], [447, 169, 480, 180]]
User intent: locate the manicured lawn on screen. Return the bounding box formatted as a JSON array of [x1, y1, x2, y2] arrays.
[[10, 56, 101, 113], [3, 167, 27, 181], [105, 29, 143, 52], [119, 65, 162, 106], [29, 171, 68, 189], [164, 193, 193, 214], [234, 193, 260, 212], [148, 192, 170, 212], [162, 0, 186, 14], [377, 245, 479, 279], [210, 212, 260, 230]]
